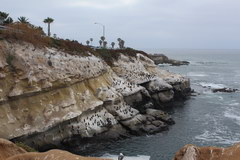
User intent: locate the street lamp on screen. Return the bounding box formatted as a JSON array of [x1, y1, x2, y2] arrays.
[[94, 22, 105, 37]]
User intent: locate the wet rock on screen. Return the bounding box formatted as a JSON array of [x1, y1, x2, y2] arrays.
[[152, 90, 174, 104], [149, 54, 189, 66], [120, 114, 147, 135], [142, 123, 167, 134], [152, 120, 165, 127], [146, 109, 175, 125], [120, 112, 169, 135], [212, 88, 239, 93]]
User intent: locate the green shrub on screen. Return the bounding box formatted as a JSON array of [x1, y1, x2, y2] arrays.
[[15, 142, 37, 152]]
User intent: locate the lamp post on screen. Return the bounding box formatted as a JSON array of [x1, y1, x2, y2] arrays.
[[94, 22, 105, 37]]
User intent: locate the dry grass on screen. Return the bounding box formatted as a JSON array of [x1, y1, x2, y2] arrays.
[[0, 23, 149, 64], [1, 23, 51, 47]]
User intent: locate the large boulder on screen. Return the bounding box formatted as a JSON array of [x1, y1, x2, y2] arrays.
[[173, 143, 240, 160], [7, 150, 112, 160], [0, 139, 26, 160], [0, 138, 111, 160]]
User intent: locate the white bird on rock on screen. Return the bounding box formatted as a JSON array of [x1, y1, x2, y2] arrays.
[[118, 153, 124, 160]]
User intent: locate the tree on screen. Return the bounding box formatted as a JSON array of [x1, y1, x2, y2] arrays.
[[99, 40, 102, 47], [0, 11, 13, 25], [111, 42, 115, 49], [18, 16, 29, 24], [117, 38, 123, 49], [90, 38, 93, 45], [43, 17, 54, 36], [118, 39, 122, 49], [100, 36, 105, 41], [121, 40, 125, 48], [4, 17, 13, 24], [117, 39, 125, 49], [117, 38, 121, 42], [103, 41, 107, 48], [53, 34, 57, 39], [0, 12, 8, 20], [86, 40, 90, 46]]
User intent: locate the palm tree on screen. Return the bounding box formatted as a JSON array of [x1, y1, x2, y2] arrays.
[[103, 41, 107, 48], [43, 17, 54, 36], [90, 38, 93, 45], [86, 40, 90, 46], [53, 34, 57, 39], [118, 41, 122, 49], [111, 42, 115, 49], [100, 36, 105, 42], [99, 40, 103, 47], [0, 12, 8, 20], [121, 40, 125, 48], [0, 11, 13, 25], [4, 17, 13, 24], [117, 38, 122, 49], [18, 16, 29, 24]]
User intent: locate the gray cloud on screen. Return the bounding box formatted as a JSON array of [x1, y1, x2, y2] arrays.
[[2, 0, 240, 49]]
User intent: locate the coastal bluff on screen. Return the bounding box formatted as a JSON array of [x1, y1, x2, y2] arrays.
[[173, 143, 240, 160], [0, 40, 190, 150]]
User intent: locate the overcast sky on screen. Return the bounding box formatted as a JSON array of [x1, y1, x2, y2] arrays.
[[2, 0, 240, 49]]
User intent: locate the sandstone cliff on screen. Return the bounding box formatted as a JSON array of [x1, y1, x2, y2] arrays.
[[0, 138, 111, 160], [173, 143, 240, 160], [0, 40, 190, 150]]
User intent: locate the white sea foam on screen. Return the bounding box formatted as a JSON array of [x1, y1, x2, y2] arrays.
[[195, 130, 240, 145], [224, 109, 240, 125], [228, 103, 240, 106], [187, 72, 208, 77], [218, 96, 224, 100], [199, 82, 226, 89], [101, 154, 150, 160]]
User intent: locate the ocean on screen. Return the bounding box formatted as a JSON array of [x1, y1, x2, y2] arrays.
[[76, 49, 240, 160]]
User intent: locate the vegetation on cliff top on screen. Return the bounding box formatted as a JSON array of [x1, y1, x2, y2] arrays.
[[0, 11, 149, 66]]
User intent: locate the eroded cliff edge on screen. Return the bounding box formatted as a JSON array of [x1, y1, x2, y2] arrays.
[[173, 143, 240, 160], [0, 40, 190, 151]]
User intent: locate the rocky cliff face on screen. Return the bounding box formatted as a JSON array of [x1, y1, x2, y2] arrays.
[[0, 41, 190, 150], [0, 138, 111, 160], [173, 143, 240, 160]]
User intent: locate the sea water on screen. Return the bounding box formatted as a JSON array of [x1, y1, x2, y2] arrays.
[[74, 49, 240, 160]]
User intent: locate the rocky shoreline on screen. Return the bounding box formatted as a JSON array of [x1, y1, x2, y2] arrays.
[[149, 53, 189, 66], [2, 137, 240, 160], [0, 41, 190, 152]]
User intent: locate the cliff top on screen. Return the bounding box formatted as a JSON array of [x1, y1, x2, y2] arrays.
[[0, 23, 149, 66]]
